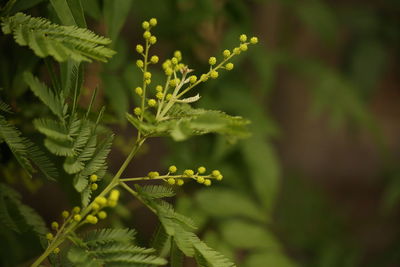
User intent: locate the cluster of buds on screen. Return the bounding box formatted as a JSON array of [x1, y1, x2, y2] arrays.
[[45, 189, 121, 254], [144, 166, 223, 187], [89, 174, 99, 191], [131, 18, 259, 122]]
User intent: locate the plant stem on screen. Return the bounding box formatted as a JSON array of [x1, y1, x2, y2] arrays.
[[31, 136, 146, 267]]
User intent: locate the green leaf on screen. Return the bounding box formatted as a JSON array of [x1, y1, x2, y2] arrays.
[[50, 0, 86, 27], [1, 12, 115, 62], [138, 185, 176, 199], [84, 228, 136, 246], [34, 118, 71, 141], [195, 188, 268, 223], [126, 104, 250, 142], [103, 0, 132, 44]]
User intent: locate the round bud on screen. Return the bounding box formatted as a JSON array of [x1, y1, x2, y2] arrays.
[[212, 170, 221, 177], [134, 107, 142, 116], [171, 57, 178, 65], [72, 206, 81, 214], [165, 68, 173, 76], [174, 50, 182, 60], [53, 248, 60, 254], [189, 75, 197, 84], [135, 87, 143, 96], [144, 72, 152, 79], [148, 171, 160, 179], [98, 211, 107, 219], [225, 63, 234, 70], [142, 21, 150, 30], [51, 221, 59, 230], [62, 210, 69, 219], [46, 233, 54, 240], [145, 79, 151, 85], [204, 179, 212, 186], [136, 59, 144, 68], [92, 203, 100, 210], [200, 74, 209, 82], [149, 18, 157, 27], [197, 176, 205, 184], [166, 94, 173, 101], [233, 47, 241, 55], [90, 174, 98, 182], [240, 44, 248, 51], [73, 214, 81, 222], [184, 169, 194, 177], [150, 55, 159, 64], [108, 199, 117, 207], [109, 190, 120, 201], [250, 36, 258, 44], [210, 70, 219, 79], [156, 92, 163, 100], [148, 99, 157, 107], [197, 166, 206, 174], [177, 179, 184, 186], [223, 49, 231, 58], [239, 34, 247, 42], [169, 79, 177, 87], [167, 178, 176, 185], [91, 183, 98, 191], [156, 85, 163, 92], [86, 215, 98, 224], [208, 57, 217, 65], [149, 36, 157, 44], [143, 31, 151, 39], [95, 197, 107, 206], [216, 174, 223, 181], [136, 44, 144, 53], [169, 165, 177, 173]]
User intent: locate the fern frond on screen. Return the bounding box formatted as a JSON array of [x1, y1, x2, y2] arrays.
[[1, 12, 116, 62], [26, 141, 58, 180], [34, 118, 71, 141], [0, 100, 12, 113], [139, 185, 176, 199], [44, 137, 74, 156], [23, 72, 65, 119], [0, 183, 48, 236], [84, 228, 136, 246]]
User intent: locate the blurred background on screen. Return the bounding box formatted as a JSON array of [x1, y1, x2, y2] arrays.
[[1, 0, 400, 266]]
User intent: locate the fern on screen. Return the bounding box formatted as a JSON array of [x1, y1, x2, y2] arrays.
[[0, 99, 12, 113], [1, 12, 115, 62], [0, 183, 48, 236], [23, 72, 66, 120], [126, 104, 250, 142], [0, 114, 57, 179], [137, 185, 176, 199], [68, 228, 167, 266]]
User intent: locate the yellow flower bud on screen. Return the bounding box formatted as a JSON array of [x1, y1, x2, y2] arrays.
[[233, 47, 241, 55], [51, 221, 59, 230], [212, 170, 221, 177], [90, 174, 98, 182], [98, 211, 107, 219], [142, 21, 150, 30], [95, 197, 107, 206], [149, 36, 157, 44], [166, 93, 173, 101], [148, 171, 160, 179], [53, 247, 60, 254], [136, 44, 144, 53], [72, 206, 81, 214], [240, 44, 248, 51], [169, 165, 177, 173], [149, 18, 157, 27], [197, 166, 206, 174], [223, 49, 231, 58], [150, 55, 159, 64], [204, 179, 212, 186], [225, 63, 234, 70], [250, 37, 258, 44], [156, 92, 163, 100], [86, 215, 98, 224], [144, 72, 152, 79], [148, 99, 157, 107], [136, 59, 144, 68], [189, 75, 197, 84], [134, 107, 142, 116], [171, 57, 178, 65], [135, 87, 143, 96], [174, 50, 182, 60], [92, 203, 100, 210], [46, 233, 54, 240], [200, 74, 209, 82], [239, 34, 247, 42], [210, 70, 219, 79], [165, 68, 173, 76], [91, 183, 98, 191], [109, 190, 120, 201], [108, 199, 117, 207], [143, 31, 151, 39], [197, 176, 205, 184], [156, 85, 163, 92], [184, 169, 194, 177], [167, 178, 176, 185], [216, 174, 223, 181], [62, 210, 69, 219], [73, 214, 81, 222], [208, 57, 217, 65], [177, 179, 184, 186]]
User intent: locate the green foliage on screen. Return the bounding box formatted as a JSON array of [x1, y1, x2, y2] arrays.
[[1, 12, 115, 62], [127, 104, 250, 142], [68, 228, 167, 266]]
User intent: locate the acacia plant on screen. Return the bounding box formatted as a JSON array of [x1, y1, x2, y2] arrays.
[[0, 2, 259, 266]]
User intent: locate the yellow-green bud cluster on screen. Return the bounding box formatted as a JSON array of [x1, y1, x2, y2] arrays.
[[89, 174, 98, 191]]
